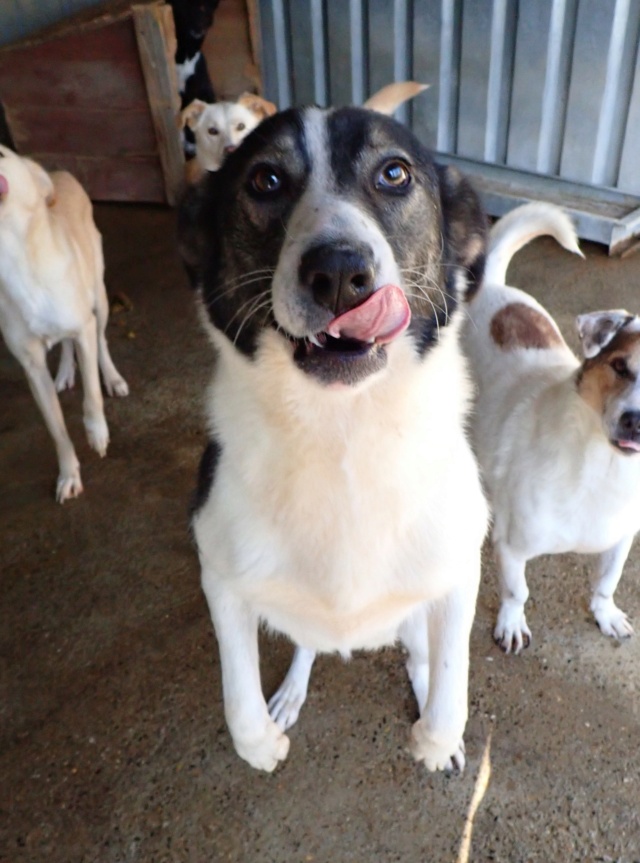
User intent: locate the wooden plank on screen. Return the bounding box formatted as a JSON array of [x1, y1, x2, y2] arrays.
[[28, 153, 166, 202], [5, 105, 157, 156], [0, 17, 148, 110], [133, 3, 183, 206]]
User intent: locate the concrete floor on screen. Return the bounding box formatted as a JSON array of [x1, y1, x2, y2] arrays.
[[2, 203, 640, 863]]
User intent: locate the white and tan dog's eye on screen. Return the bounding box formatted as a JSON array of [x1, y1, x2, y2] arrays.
[[248, 164, 283, 196], [237, 123, 246, 132], [611, 356, 632, 379], [376, 160, 411, 191], [207, 127, 219, 136]]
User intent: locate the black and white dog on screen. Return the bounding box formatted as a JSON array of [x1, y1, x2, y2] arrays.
[[181, 107, 489, 773], [168, 0, 219, 156]]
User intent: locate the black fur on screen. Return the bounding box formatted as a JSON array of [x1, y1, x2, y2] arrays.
[[190, 437, 222, 517], [168, 0, 219, 106]]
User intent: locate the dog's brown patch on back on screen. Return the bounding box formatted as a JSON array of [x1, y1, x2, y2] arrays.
[[491, 302, 563, 350]]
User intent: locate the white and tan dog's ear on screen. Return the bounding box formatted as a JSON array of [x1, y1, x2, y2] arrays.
[[363, 81, 429, 115], [576, 310, 636, 358], [24, 158, 56, 206], [178, 99, 208, 131], [237, 92, 278, 120]]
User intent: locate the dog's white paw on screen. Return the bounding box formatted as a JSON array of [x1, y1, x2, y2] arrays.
[[592, 596, 634, 639], [494, 602, 531, 654], [84, 416, 110, 457], [104, 375, 129, 398], [268, 679, 306, 732], [55, 366, 76, 392], [410, 721, 466, 773], [233, 720, 290, 772], [56, 470, 83, 503]]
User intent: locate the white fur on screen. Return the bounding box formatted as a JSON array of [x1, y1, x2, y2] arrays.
[[0, 146, 127, 501], [192, 122, 489, 771], [187, 101, 262, 172], [464, 202, 640, 653]]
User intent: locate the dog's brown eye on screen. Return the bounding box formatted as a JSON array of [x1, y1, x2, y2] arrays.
[[207, 127, 219, 136], [237, 122, 246, 131], [249, 165, 282, 195], [376, 160, 411, 190], [611, 357, 631, 378]]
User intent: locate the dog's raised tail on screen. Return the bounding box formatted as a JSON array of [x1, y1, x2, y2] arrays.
[[485, 202, 583, 286]]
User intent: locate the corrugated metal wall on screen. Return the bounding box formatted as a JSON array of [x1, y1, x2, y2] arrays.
[[0, 0, 104, 47], [257, 0, 640, 252]]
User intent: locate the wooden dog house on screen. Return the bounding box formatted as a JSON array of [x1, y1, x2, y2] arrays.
[[0, 1, 184, 204]]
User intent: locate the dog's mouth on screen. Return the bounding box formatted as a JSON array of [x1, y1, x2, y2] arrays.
[[290, 284, 411, 385], [611, 438, 640, 455], [0, 175, 8, 200]]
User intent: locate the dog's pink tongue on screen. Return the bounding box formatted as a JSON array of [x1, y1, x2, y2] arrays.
[[0, 175, 8, 198], [326, 284, 410, 344]]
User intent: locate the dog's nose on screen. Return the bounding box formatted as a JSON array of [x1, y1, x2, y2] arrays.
[[618, 410, 640, 439], [299, 243, 375, 316]]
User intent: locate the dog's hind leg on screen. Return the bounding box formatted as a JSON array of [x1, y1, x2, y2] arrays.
[[399, 607, 429, 714], [202, 574, 290, 772], [74, 317, 110, 457], [591, 535, 635, 638], [268, 646, 316, 731], [18, 338, 82, 501], [93, 274, 128, 397], [54, 339, 76, 392], [493, 543, 532, 654]]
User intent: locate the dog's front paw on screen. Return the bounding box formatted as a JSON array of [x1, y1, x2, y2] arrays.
[[233, 720, 290, 772], [592, 596, 634, 639], [56, 469, 83, 503], [410, 721, 466, 773], [494, 602, 531, 654], [84, 417, 110, 457]]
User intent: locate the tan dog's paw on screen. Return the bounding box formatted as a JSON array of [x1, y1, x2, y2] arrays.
[[84, 416, 110, 457], [234, 720, 290, 772], [56, 469, 83, 503], [410, 721, 466, 773]]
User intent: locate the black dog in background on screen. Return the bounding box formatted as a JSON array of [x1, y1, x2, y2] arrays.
[[168, 0, 220, 154]]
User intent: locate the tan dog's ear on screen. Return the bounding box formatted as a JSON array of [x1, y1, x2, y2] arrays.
[[237, 92, 278, 120], [363, 81, 429, 115], [24, 158, 56, 206], [576, 310, 636, 358], [178, 99, 208, 130]]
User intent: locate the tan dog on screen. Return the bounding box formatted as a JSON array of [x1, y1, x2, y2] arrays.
[[0, 146, 128, 502]]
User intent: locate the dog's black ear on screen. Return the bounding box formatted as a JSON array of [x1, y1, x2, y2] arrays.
[[436, 164, 488, 301], [176, 174, 219, 289]]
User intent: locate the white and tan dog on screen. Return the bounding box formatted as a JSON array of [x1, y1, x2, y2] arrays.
[[0, 146, 128, 501], [179, 93, 278, 180], [464, 202, 640, 653]]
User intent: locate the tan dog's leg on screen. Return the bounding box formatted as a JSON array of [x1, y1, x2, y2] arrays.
[[55, 339, 76, 392], [74, 316, 110, 457], [18, 337, 82, 502]]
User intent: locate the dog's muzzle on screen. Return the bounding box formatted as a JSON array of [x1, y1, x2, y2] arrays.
[[289, 243, 411, 386], [612, 410, 640, 454]]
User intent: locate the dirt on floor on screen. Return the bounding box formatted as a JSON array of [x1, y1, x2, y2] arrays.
[[1, 203, 640, 863]]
